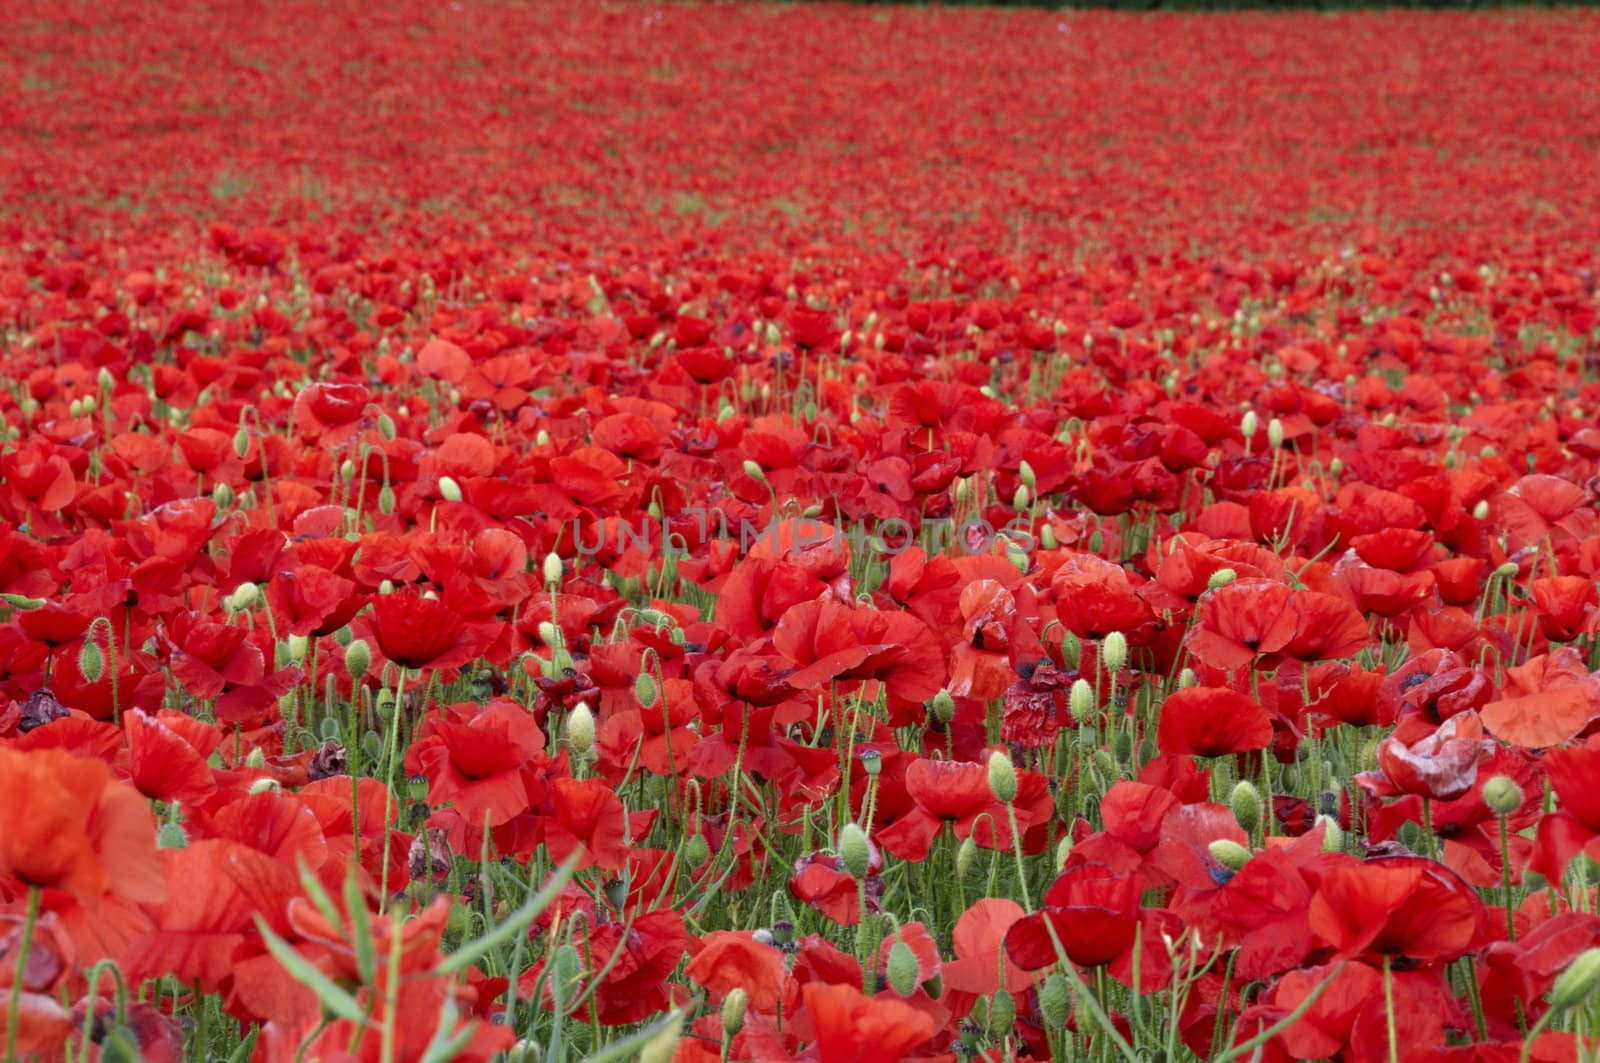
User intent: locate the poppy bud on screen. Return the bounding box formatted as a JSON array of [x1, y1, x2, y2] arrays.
[[686, 833, 711, 867], [957, 835, 979, 878], [887, 938, 920, 997], [954, 478, 970, 505], [1240, 410, 1258, 440], [507, 1043, 541, 1063], [1102, 631, 1128, 675], [249, 777, 280, 795], [377, 413, 396, 440], [378, 485, 396, 515], [1494, 561, 1519, 579], [1069, 678, 1095, 722], [839, 823, 871, 880], [1267, 417, 1284, 449], [987, 750, 1018, 804], [1329, 457, 1343, 478], [1472, 499, 1489, 520], [988, 989, 1016, 1036], [1019, 460, 1037, 491], [69, 397, 86, 419], [1040, 525, 1058, 550], [538, 620, 560, 649], [233, 427, 251, 459], [438, 476, 462, 503], [320, 717, 342, 742], [535, 429, 551, 447], [721, 987, 749, 1036], [1359, 736, 1381, 773], [286, 634, 309, 663], [1317, 814, 1344, 852], [742, 460, 768, 484], [212, 481, 235, 509], [929, 689, 955, 724], [567, 703, 595, 754], [78, 639, 105, 683], [1038, 972, 1070, 1027], [1209, 839, 1251, 871], [158, 822, 189, 850], [1207, 567, 1237, 590], [1055, 835, 1072, 871], [1550, 948, 1600, 1012], [1013, 484, 1030, 510], [635, 672, 659, 707], [345, 639, 371, 682], [1230, 780, 1262, 835], [1483, 775, 1524, 816], [638, 1016, 684, 1063], [1178, 667, 1198, 689], [1059, 630, 1082, 670], [0, 594, 44, 610], [230, 583, 260, 611], [543, 553, 563, 588], [1003, 536, 1029, 575], [378, 579, 395, 595]]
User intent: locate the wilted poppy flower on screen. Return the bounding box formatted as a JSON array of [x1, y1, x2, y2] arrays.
[[1369, 712, 1493, 802]]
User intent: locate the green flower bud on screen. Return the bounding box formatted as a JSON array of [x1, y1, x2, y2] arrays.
[[988, 989, 1016, 1037], [1040, 525, 1059, 550], [1317, 814, 1344, 852], [377, 484, 396, 515], [438, 475, 462, 503], [377, 413, 396, 440], [0, 594, 44, 610], [929, 689, 955, 725], [1058, 630, 1082, 670], [1240, 410, 1259, 439], [319, 717, 342, 742], [887, 938, 920, 997], [1055, 835, 1072, 871], [233, 427, 251, 459], [721, 987, 749, 1037], [1178, 667, 1198, 689], [1267, 417, 1284, 449], [1210, 838, 1252, 871], [1230, 780, 1262, 835], [956, 835, 979, 879], [1069, 678, 1095, 723], [248, 777, 280, 795], [1483, 775, 1524, 816], [987, 750, 1018, 804], [212, 481, 234, 509], [839, 822, 871, 880], [1208, 567, 1237, 590], [1550, 948, 1600, 1012], [543, 553, 564, 588], [1037, 972, 1071, 1028], [742, 459, 768, 484], [229, 583, 260, 611], [567, 703, 595, 754], [1018, 460, 1037, 491], [1013, 484, 1030, 511], [78, 639, 105, 684], [635, 672, 659, 707], [686, 834, 711, 867], [157, 822, 189, 850], [345, 639, 371, 682], [286, 634, 309, 663], [1472, 499, 1489, 520], [1101, 631, 1128, 675]]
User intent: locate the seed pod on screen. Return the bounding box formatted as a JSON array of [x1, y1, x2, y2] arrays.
[[987, 750, 1018, 804], [839, 822, 871, 880]]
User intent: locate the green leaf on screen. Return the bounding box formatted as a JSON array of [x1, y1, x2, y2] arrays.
[[254, 917, 367, 1024], [434, 853, 579, 976], [578, 1005, 690, 1063]]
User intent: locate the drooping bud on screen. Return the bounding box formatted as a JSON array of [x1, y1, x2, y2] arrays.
[[1207, 567, 1237, 590], [345, 639, 371, 682], [1230, 780, 1262, 835], [233, 427, 251, 459], [1101, 631, 1128, 675], [78, 639, 105, 683], [212, 481, 234, 509], [567, 703, 595, 754], [929, 689, 955, 725], [377, 485, 396, 515], [1039, 525, 1058, 550], [987, 750, 1018, 804], [886, 938, 920, 997], [1178, 667, 1198, 689], [1037, 972, 1071, 1027], [1550, 948, 1600, 1012], [839, 823, 871, 880], [635, 672, 659, 707], [1483, 775, 1524, 816], [721, 988, 749, 1037], [377, 412, 396, 440], [1209, 839, 1252, 871], [438, 476, 462, 503], [742, 460, 768, 484]]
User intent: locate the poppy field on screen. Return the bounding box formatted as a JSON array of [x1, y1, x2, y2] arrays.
[[5, 1, 1600, 1061]]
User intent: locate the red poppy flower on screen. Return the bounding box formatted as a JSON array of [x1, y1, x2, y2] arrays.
[[1309, 855, 1486, 962], [1005, 862, 1142, 970], [1156, 686, 1274, 758], [367, 589, 496, 672], [799, 981, 937, 1063], [405, 699, 548, 829]]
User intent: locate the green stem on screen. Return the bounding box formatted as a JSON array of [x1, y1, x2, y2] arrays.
[[1384, 954, 1398, 1063], [5, 887, 42, 1063]]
